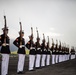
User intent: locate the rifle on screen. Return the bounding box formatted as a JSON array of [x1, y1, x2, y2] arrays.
[[56, 40, 58, 45], [51, 38, 54, 51], [36, 27, 40, 48], [31, 27, 33, 38], [43, 33, 45, 46], [59, 41, 61, 50], [67, 45, 69, 53], [47, 36, 49, 49], [19, 22, 22, 45], [64, 43, 66, 53], [59, 41, 61, 45], [36, 27, 39, 39], [31, 27, 33, 47], [43, 33, 45, 41], [4, 15, 7, 43], [42, 33, 46, 51], [56, 39, 58, 49], [52, 38, 54, 47]]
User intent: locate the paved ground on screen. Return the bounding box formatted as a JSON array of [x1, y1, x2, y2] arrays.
[[0, 55, 76, 75]]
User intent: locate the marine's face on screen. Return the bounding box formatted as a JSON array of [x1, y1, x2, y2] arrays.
[[30, 37, 33, 40], [19, 32, 24, 37], [43, 40, 45, 43], [37, 39, 40, 42], [22, 33, 24, 37], [3, 30, 8, 34]]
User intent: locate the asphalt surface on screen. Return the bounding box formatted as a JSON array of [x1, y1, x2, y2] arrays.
[[0, 55, 76, 75]]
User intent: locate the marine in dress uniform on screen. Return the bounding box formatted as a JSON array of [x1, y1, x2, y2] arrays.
[[70, 46, 75, 59], [66, 47, 70, 61], [58, 41, 62, 62], [13, 31, 25, 74], [65, 46, 69, 61], [35, 38, 41, 69], [35, 28, 41, 69], [26, 27, 35, 71], [59, 42, 65, 62], [13, 22, 25, 74], [46, 36, 51, 66], [0, 15, 10, 75], [51, 39, 56, 64], [65, 47, 67, 61], [41, 34, 47, 67], [61, 46, 65, 62], [55, 40, 59, 64], [64, 47, 67, 61]]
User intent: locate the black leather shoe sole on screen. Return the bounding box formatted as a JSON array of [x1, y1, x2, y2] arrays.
[[17, 71, 24, 74]]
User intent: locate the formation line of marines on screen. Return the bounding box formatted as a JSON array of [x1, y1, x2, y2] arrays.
[[0, 15, 76, 75]]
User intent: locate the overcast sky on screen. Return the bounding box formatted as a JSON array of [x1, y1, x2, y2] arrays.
[[0, 0, 76, 51]]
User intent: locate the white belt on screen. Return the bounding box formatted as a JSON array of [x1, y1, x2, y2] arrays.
[[60, 51, 62, 52], [2, 44, 9, 46], [44, 49, 46, 51], [19, 45, 25, 48], [30, 47, 35, 49], [6, 44, 9, 46], [53, 50, 55, 52], [56, 50, 58, 52], [48, 49, 50, 51], [37, 48, 41, 50], [21, 45, 25, 47]]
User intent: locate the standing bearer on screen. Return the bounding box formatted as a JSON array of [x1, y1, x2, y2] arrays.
[[46, 36, 51, 66], [64, 43, 67, 61], [70, 46, 75, 59], [0, 15, 10, 75], [62, 45, 65, 62], [64, 44, 67, 61], [13, 22, 25, 74], [55, 40, 59, 64], [67, 46, 70, 60], [26, 27, 35, 71], [58, 41, 62, 62], [65, 47, 67, 61], [51, 38, 56, 64], [35, 27, 41, 69], [41, 34, 46, 67]]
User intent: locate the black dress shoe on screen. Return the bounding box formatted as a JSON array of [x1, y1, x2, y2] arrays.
[[36, 67, 40, 69], [41, 66, 44, 68], [29, 69, 35, 71], [17, 71, 24, 74], [39, 67, 42, 69]]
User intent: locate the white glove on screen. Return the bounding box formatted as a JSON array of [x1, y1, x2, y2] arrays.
[[44, 49, 46, 51], [30, 47, 32, 49], [19, 45, 22, 48], [2, 43, 6, 46]]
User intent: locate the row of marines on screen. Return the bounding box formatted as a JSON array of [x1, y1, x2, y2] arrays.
[[0, 15, 76, 75]]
